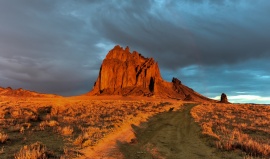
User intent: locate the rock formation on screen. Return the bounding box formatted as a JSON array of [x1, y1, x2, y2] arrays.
[[88, 45, 212, 102], [220, 93, 229, 103], [89, 45, 162, 96], [0, 87, 58, 98]]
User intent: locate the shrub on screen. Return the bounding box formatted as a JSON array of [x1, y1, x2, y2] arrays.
[[0, 132, 8, 143], [39, 120, 59, 130], [14, 142, 48, 159], [59, 126, 73, 136]]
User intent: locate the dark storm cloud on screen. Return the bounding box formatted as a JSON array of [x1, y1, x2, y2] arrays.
[[91, 0, 270, 69], [0, 0, 103, 95], [0, 0, 270, 101]]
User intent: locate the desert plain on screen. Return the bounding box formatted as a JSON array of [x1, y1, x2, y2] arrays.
[[0, 94, 269, 159]]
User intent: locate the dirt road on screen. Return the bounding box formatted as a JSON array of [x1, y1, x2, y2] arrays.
[[80, 103, 241, 159], [117, 103, 240, 159]]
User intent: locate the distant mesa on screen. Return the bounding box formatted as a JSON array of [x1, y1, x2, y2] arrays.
[[88, 45, 213, 102], [219, 93, 229, 103], [0, 86, 59, 98]]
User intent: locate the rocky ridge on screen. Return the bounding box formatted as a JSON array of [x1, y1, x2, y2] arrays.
[[0, 87, 59, 98]]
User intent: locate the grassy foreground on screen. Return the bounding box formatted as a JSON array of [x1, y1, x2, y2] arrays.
[[1, 96, 268, 159], [0, 96, 179, 158], [191, 103, 270, 158]]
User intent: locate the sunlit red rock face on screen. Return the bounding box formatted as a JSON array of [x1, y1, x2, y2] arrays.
[[0, 87, 58, 98], [88, 45, 212, 101]]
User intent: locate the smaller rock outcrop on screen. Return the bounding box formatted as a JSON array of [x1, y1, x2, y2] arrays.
[[220, 93, 229, 103], [172, 77, 181, 85]]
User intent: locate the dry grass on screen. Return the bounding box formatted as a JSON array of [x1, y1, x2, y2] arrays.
[[0, 132, 8, 143], [58, 126, 74, 136], [39, 120, 59, 130], [0, 146, 4, 154], [50, 100, 177, 148], [14, 142, 48, 159], [191, 103, 270, 157], [0, 96, 178, 157]]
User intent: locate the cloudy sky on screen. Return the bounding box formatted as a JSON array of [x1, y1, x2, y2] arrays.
[[0, 0, 270, 103]]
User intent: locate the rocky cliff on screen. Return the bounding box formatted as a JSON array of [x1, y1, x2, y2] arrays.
[[88, 45, 212, 101], [89, 45, 162, 96]]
